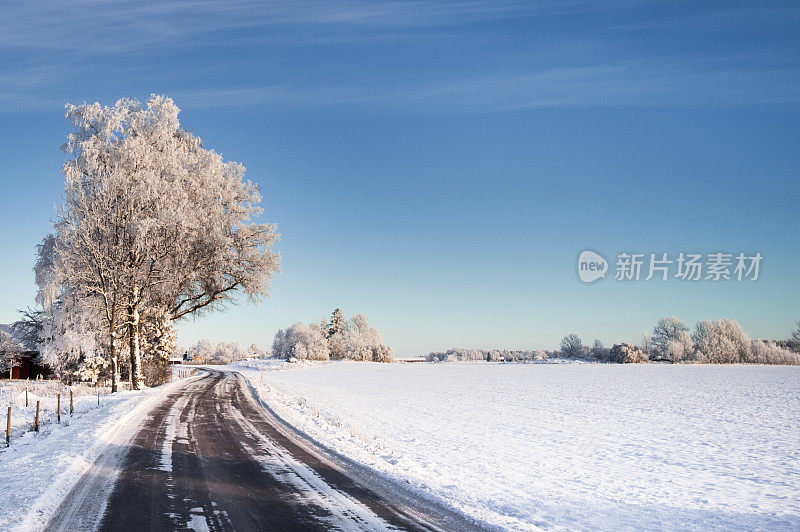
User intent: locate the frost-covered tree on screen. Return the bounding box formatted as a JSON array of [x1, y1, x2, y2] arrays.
[[271, 330, 285, 358], [33, 236, 109, 383], [693, 319, 751, 363], [38, 297, 106, 382], [45, 95, 279, 390], [589, 339, 610, 360], [789, 321, 800, 353], [186, 339, 247, 364], [651, 317, 693, 362], [215, 342, 248, 363], [11, 309, 45, 353], [324, 308, 349, 359], [328, 331, 347, 360], [36, 224, 125, 388], [666, 331, 694, 363], [749, 339, 800, 365], [188, 339, 216, 363], [139, 313, 175, 385], [641, 332, 653, 355], [560, 333, 582, 358], [0, 328, 21, 375], [344, 313, 393, 362], [329, 308, 344, 337], [273, 322, 330, 360], [273, 312, 393, 362]]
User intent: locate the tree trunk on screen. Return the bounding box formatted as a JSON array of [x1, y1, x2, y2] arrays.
[[128, 290, 143, 390], [111, 351, 119, 393], [109, 333, 119, 393]]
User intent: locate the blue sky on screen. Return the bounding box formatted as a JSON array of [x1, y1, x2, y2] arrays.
[[0, 1, 798, 355]]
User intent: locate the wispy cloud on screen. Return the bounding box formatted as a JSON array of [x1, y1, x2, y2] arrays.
[[162, 60, 800, 114], [0, 0, 580, 53], [1, 1, 798, 114], [392, 61, 800, 111]]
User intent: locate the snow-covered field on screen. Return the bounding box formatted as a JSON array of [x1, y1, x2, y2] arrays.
[[0, 380, 116, 442], [0, 377, 186, 530], [235, 361, 800, 531]]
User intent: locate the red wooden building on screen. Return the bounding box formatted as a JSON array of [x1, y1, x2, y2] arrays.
[[1, 323, 50, 380], [5, 351, 50, 380]]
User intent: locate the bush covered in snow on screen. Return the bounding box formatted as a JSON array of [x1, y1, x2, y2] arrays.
[[272, 309, 394, 362], [609, 343, 649, 363]]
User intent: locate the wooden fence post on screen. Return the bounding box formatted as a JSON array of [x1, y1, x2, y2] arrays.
[[5, 407, 10, 446], [34, 401, 40, 432], [57, 393, 61, 423], [70, 390, 74, 416], [25, 387, 28, 408]]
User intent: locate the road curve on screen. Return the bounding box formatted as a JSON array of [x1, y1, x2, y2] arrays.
[[46, 369, 484, 531]]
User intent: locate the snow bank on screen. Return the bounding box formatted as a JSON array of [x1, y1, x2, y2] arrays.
[[0, 376, 186, 530], [234, 362, 800, 531]]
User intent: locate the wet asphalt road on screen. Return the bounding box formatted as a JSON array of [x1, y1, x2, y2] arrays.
[[47, 370, 482, 532]]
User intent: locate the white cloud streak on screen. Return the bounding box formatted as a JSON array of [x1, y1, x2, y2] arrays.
[[0, 1, 798, 113]]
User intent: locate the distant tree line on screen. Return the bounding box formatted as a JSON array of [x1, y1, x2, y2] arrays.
[[426, 319, 800, 365], [557, 318, 800, 364], [183, 340, 261, 365], [273, 308, 394, 362], [426, 348, 550, 362]]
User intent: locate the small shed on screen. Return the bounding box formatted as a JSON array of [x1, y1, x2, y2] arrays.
[[1, 323, 50, 380], [4, 352, 50, 380]]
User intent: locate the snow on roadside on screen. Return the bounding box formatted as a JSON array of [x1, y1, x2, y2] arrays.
[[0, 376, 188, 531], [232, 360, 800, 531]]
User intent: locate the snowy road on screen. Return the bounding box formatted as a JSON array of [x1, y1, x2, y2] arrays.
[[46, 370, 478, 531]]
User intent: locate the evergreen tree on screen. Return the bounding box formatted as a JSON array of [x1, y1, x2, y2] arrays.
[[329, 308, 344, 337]]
